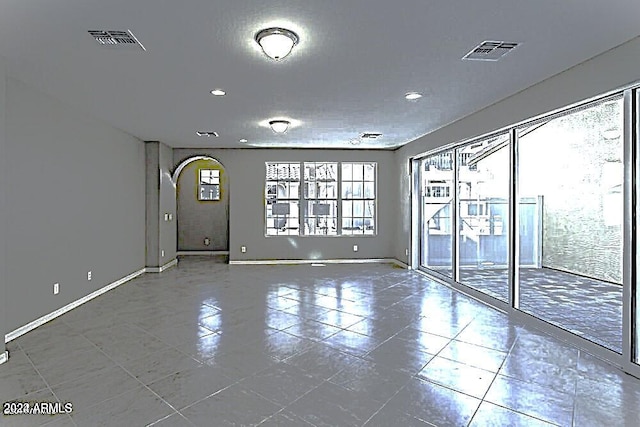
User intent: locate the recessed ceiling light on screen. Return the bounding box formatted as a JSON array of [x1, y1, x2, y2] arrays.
[[210, 89, 226, 96], [239, 138, 248, 143], [255, 27, 299, 61], [196, 131, 219, 137], [349, 139, 361, 145], [405, 92, 423, 100], [269, 120, 291, 134]]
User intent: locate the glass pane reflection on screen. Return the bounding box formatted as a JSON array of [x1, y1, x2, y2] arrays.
[[457, 134, 510, 302], [420, 150, 455, 278], [518, 97, 624, 353]]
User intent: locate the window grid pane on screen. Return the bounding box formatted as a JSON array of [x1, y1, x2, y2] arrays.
[[199, 169, 220, 200], [341, 162, 376, 235], [304, 162, 338, 235], [265, 163, 301, 235], [265, 161, 377, 236]]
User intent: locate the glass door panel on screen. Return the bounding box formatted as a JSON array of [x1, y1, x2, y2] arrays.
[[517, 96, 624, 353], [420, 151, 455, 278], [457, 134, 510, 302]]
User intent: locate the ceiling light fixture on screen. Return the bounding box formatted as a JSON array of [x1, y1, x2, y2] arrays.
[[269, 120, 291, 134], [405, 92, 423, 100], [350, 138, 361, 145], [239, 138, 248, 143], [210, 89, 226, 96], [255, 27, 299, 60]]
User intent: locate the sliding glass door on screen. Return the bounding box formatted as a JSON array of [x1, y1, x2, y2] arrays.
[[457, 134, 510, 302], [517, 96, 624, 353], [420, 151, 454, 278], [414, 86, 640, 371]]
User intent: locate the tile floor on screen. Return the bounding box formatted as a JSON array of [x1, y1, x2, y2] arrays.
[[1, 256, 639, 426], [459, 267, 622, 352]]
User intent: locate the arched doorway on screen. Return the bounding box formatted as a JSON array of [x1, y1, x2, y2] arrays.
[[173, 156, 229, 254]]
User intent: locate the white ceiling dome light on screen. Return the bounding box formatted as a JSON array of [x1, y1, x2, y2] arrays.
[[405, 92, 423, 100], [255, 27, 299, 60], [269, 120, 291, 134]]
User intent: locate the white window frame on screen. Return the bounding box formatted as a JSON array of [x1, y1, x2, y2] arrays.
[[303, 162, 339, 236], [264, 161, 377, 236], [265, 163, 301, 236], [341, 162, 376, 235], [199, 169, 220, 201]]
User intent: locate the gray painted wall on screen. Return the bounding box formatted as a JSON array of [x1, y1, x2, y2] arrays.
[[145, 141, 177, 268], [176, 159, 229, 251], [394, 36, 640, 263], [4, 76, 146, 332], [0, 57, 7, 355], [173, 149, 397, 261]]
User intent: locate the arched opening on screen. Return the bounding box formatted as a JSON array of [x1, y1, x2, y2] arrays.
[[173, 156, 229, 257]]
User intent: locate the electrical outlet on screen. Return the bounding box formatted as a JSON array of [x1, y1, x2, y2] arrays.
[[161, 250, 165, 257], [241, 246, 247, 253], [87, 271, 92, 281], [353, 244, 358, 252], [53, 283, 59, 295], [405, 248, 409, 256]]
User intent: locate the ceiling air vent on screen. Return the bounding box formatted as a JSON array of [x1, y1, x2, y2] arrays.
[[88, 30, 146, 50], [360, 133, 383, 140], [463, 41, 519, 61], [196, 131, 219, 137]]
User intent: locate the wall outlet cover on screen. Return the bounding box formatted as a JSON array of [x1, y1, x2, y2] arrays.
[[241, 246, 247, 253], [353, 245, 359, 252], [53, 283, 59, 295]]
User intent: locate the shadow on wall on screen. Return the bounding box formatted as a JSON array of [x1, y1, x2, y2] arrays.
[[173, 156, 229, 251]]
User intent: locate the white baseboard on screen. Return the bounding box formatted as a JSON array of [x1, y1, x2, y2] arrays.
[[0, 351, 7, 365], [5, 268, 146, 343], [146, 259, 178, 273], [229, 258, 399, 266], [393, 259, 410, 269], [177, 251, 229, 256]]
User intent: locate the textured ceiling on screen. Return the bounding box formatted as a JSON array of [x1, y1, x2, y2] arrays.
[[0, 0, 638, 149]]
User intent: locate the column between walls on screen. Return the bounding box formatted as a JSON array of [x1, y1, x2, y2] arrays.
[[145, 141, 177, 271]]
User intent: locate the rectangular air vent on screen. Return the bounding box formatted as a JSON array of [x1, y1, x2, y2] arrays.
[[463, 41, 519, 61], [88, 30, 146, 50], [196, 131, 219, 137], [360, 133, 383, 140]]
